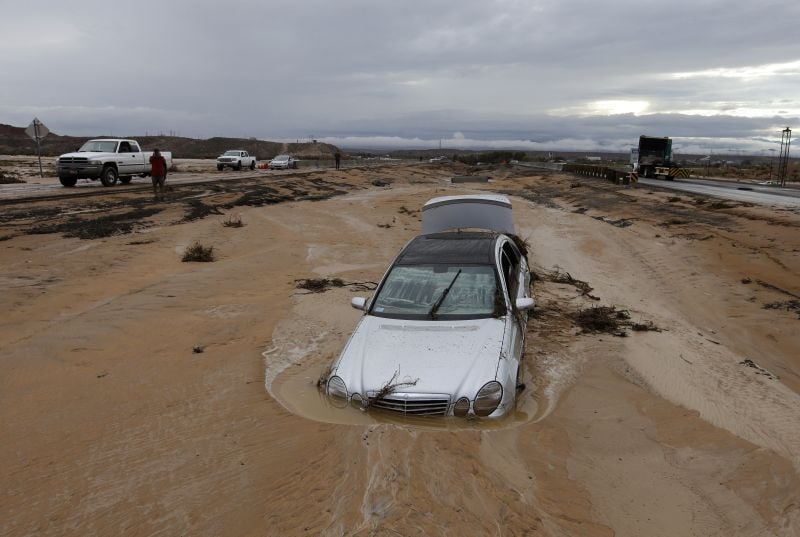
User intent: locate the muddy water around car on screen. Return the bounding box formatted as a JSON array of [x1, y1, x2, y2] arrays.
[[268, 344, 544, 429]]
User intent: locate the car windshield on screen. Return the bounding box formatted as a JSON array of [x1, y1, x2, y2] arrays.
[[370, 265, 500, 320], [79, 140, 118, 152], [224, 151, 239, 156]]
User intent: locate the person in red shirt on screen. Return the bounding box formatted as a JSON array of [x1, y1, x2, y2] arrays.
[[149, 149, 168, 200]]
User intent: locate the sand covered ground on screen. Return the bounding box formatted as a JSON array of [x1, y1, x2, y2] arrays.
[[1, 162, 799, 536]]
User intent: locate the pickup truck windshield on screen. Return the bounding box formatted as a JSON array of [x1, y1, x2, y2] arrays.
[[370, 265, 500, 320], [79, 141, 118, 152]]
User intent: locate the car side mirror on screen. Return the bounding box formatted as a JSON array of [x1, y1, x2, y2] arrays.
[[515, 297, 535, 311], [351, 297, 367, 311]]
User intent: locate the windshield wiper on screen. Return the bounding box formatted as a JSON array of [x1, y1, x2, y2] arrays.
[[428, 269, 462, 319]]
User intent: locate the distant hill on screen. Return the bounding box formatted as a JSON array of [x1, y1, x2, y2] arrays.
[[0, 124, 341, 159]]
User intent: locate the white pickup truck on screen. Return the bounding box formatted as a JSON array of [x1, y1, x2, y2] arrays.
[[57, 139, 173, 187], [216, 150, 256, 171]]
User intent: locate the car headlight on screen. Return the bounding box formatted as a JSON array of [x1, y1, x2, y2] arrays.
[[474, 381, 503, 417], [453, 397, 470, 417], [350, 392, 364, 410], [327, 375, 348, 403]]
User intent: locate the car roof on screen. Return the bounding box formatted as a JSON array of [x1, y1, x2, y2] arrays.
[[395, 231, 499, 265]]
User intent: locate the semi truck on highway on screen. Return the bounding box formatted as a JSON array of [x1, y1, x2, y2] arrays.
[[634, 135, 689, 180], [57, 139, 173, 187]]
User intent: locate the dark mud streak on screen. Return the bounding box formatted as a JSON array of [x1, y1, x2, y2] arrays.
[[182, 200, 225, 222], [2, 176, 358, 240], [29, 207, 163, 240]]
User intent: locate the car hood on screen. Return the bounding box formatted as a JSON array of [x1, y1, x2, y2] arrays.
[[59, 151, 108, 159], [333, 315, 506, 398]]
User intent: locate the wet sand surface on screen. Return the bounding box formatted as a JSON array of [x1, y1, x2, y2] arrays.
[[1, 163, 799, 536]]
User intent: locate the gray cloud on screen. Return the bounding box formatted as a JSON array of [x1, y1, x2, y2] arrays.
[[1, 0, 797, 152]]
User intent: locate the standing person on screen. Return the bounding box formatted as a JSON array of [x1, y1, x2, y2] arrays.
[[334, 151, 341, 170], [149, 148, 167, 200]]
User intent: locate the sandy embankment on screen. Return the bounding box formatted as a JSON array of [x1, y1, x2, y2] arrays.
[[1, 164, 799, 536]]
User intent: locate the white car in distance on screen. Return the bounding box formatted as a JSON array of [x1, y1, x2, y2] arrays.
[[324, 195, 534, 419], [217, 150, 256, 171], [269, 154, 297, 170]]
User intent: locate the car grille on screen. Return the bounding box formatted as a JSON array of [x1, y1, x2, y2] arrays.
[[58, 157, 88, 164], [368, 393, 450, 416]]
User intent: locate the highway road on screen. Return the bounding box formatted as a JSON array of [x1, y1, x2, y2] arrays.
[[638, 177, 800, 207]]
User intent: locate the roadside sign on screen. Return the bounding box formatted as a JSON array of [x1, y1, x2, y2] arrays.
[[25, 118, 50, 140], [25, 118, 49, 177]]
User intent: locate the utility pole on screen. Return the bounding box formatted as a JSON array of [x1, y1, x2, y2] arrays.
[[777, 127, 792, 187]]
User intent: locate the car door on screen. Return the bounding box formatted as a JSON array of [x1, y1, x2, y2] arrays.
[[127, 142, 146, 173], [117, 141, 139, 175], [500, 241, 525, 363]]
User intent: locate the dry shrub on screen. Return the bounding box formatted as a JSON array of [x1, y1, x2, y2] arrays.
[[182, 242, 215, 262], [223, 215, 244, 228], [364, 370, 418, 409]]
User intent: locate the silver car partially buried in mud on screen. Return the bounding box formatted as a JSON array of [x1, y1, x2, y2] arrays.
[[324, 195, 534, 418]]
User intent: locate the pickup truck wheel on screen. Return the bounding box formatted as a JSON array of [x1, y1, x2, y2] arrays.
[[120, 177, 132, 185], [249, 161, 255, 170], [217, 164, 223, 171], [235, 161, 242, 171], [59, 176, 77, 187], [100, 165, 119, 186]]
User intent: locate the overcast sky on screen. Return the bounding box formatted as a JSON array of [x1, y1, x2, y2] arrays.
[[1, 0, 798, 154]]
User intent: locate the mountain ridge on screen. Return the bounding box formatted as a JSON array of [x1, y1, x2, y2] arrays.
[[0, 124, 340, 159]]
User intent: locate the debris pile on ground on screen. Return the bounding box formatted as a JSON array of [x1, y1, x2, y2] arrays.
[[296, 278, 345, 293], [538, 268, 599, 299], [593, 215, 633, 228], [295, 278, 378, 293], [763, 299, 800, 318], [739, 358, 779, 379], [0, 172, 25, 184], [572, 305, 661, 336]]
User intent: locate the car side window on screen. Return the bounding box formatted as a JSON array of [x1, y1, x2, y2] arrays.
[[501, 242, 521, 298]]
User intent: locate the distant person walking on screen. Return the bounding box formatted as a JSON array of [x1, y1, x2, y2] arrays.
[[149, 149, 168, 200], [334, 151, 341, 170]]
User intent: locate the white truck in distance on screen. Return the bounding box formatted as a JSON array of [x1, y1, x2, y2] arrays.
[[217, 150, 256, 171], [57, 139, 173, 187]]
